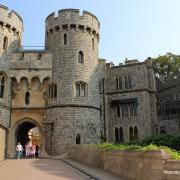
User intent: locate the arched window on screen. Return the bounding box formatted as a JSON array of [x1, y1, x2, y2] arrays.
[[25, 91, 30, 105], [76, 134, 81, 145], [115, 127, 119, 143], [78, 51, 84, 64], [119, 127, 124, 142], [0, 76, 5, 98], [64, 33, 67, 45], [129, 126, 134, 141], [75, 82, 86, 97], [92, 38, 95, 50], [134, 126, 138, 141], [3, 36, 8, 50]]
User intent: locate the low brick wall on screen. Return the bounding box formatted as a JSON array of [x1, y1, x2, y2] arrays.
[[162, 160, 180, 180], [0, 127, 6, 161], [69, 145, 180, 180]]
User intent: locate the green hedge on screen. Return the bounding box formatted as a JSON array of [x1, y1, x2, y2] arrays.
[[141, 134, 180, 151]]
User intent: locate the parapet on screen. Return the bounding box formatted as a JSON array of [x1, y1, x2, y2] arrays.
[[10, 51, 52, 70], [46, 9, 100, 38], [0, 4, 23, 35]]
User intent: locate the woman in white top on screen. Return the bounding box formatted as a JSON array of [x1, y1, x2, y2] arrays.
[[16, 142, 23, 159]]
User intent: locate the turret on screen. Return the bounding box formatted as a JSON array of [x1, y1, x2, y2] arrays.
[[44, 9, 101, 155], [0, 4, 23, 69]]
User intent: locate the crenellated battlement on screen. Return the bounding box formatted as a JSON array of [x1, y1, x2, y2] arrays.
[[0, 4, 23, 35], [46, 9, 100, 38]]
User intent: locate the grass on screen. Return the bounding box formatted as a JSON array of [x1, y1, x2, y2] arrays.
[[89, 143, 180, 160]]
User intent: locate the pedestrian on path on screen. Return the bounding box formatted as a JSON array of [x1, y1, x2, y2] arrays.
[[31, 144, 36, 158], [16, 142, 23, 159], [25, 142, 31, 158]]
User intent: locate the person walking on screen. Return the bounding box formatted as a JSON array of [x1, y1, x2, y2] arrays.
[[31, 144, 36, 158], [16, 142, 23, 159], [35, 145, 39, 158], [25, 142, 30, 158]]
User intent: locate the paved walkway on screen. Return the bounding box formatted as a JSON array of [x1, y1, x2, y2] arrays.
[[0, 158, 122, 180], [62, 158, 121, 180], [0, 159, 90, 180]]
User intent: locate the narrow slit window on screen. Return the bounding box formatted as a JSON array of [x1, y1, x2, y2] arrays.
[[0, 76, 5, 98], [78, 51, 84, 64], [76, 134, 81, 145], [3, 36, 8, 50], [25, 91, 30, 105], [64, 33, 67, 45], [92, 38, 95, 50], [37, 53, 42, 60], [115, 127, 119, 143]]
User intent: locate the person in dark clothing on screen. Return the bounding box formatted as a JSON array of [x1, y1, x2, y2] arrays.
[[35, 145, 39, 158]]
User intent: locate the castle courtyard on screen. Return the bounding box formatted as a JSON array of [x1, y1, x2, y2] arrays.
[[0, 1, 180, 179]]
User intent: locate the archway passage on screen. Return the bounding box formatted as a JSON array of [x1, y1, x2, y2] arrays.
[[16, 122, 40, 156]]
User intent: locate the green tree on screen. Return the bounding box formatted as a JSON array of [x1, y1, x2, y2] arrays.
[[152, 53, 180, 81]]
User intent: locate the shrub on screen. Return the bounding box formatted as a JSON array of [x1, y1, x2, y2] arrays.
[[142, 134, 180, 151]]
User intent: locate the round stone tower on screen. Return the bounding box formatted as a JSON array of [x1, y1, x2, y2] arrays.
[[45, 9, 100, 155], [0, 5, 23, 70]]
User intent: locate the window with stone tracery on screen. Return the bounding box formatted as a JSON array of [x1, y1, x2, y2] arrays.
[[48, 83, 57, 99], [75, 81, 86, 97]]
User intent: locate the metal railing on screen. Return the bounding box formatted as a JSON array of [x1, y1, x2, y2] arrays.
[[18, 46, 45, 51]]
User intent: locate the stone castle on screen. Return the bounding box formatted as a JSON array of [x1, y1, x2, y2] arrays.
[[0, 5, 179, 159]]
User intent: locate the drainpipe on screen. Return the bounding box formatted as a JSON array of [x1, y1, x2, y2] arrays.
[[102, 78, 107, 142], [50, 122, 54, 156], [9, 78, 13, 128], [5, 78, 13, 158]]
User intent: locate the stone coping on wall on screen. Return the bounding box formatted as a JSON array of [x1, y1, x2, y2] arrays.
[[68, 145, 180, 180]]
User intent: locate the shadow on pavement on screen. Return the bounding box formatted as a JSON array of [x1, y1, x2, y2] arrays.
[[31, 159, 86, 179]]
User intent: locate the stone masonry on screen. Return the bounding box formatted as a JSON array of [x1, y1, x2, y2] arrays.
[[0, 4, 179, 159], [45, 10, 101, 155], [99, 59, 157, 142]]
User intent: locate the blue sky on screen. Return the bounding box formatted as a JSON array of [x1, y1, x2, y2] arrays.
[[1, 0, 180, 64]]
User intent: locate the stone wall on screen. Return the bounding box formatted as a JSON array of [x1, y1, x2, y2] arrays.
[[69, 145, 180, 180], [162, 160, 180, 180], [45, 107, 100, 155], [45, 9, 101, 155], [0, 127, 6, 161], [99, 61, 157, 142]]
